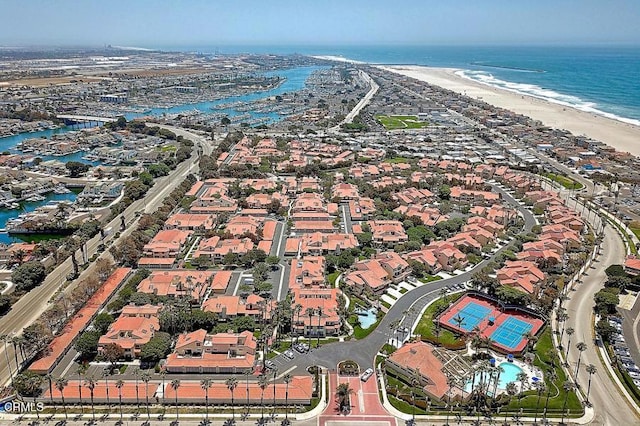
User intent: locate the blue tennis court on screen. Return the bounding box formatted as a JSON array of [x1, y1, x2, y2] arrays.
[[491, 316, 533, 349], [448, 301, 492, 331]]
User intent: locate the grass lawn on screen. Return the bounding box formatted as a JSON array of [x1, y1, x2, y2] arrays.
[[419, 275, 442, 284], [506, 328, 583, 415], [381, 300, 392, 309], [608, 217, 638, 255], [413, 293, 464, 345], [385, 156, 410, 163], [328, 271, 341, 287], [376, 115, 429, 130], [544, 173, 584, 190], [350, 312, 383, 340]]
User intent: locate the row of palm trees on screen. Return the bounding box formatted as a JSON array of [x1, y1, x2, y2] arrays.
[[48, 371, 295, 422]]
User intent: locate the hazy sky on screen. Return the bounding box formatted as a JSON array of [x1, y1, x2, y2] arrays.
[[2, 0, 639, 47]]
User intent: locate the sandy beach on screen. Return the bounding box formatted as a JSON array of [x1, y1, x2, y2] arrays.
[[379, 65, 640, 158]]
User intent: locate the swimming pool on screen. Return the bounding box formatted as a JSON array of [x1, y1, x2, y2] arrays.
[[465, 362, 525, 394], [355, 307, 378, 329]]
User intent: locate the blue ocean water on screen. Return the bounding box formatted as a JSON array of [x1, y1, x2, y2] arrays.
[[166, 45, 640, 126]]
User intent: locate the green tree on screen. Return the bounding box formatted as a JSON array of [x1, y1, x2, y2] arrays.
[[75, 331, 101, 358], [13, 371, 44, 397], [65, 161, 90, 177], [139, 332, 172, 364], [11, 261, 46, 292], [93, 312, 114, 334], [102, 343, 124, 371]]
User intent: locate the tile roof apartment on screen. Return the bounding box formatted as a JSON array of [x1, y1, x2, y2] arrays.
[[368, 220, 408, 247], [202, 294, 272, 321], [284, 232, 358, 256], [164, 329, 257, 374], [98, 314, 160, 359], [291, 288, 342, 337], [164, 213, 216, 232], [141, 229, 192, 259], [624, 256, 640, 276], [192, 236, 255, 261], [496, 260, 546, 295], [137, 270, 231, 302], [343, 252, 410, 296], [289, 256, 326, 289], [385, 341, 454, 402]]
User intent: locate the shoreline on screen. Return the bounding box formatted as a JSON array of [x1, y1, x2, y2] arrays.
[[378, 65, 640, 158]]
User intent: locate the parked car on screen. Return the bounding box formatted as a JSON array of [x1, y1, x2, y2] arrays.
[[360, 368, 374, 382], [284, 350, 295, 360], [264, 360, 276, 369]]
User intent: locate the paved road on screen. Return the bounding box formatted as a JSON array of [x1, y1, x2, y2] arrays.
[[0, 125, 213, 386], [272, 187, 536, 375], [563, 217, 639, 426], [329, 69, 378, 132]]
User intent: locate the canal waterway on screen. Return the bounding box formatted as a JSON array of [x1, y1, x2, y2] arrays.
[[0, 66, 320, 244]]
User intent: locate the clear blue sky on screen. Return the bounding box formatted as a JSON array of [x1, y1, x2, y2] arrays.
[[2, 0, 639, 47]]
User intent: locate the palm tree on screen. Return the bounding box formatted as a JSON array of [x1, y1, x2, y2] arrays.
[[492, 365, 505, 402], [557, 311, 569, 342], [116, 379, 124, 422], [292, 303, 302, 346], [543, 369, 557, 420], [575, 342, 587, 381], [102, 368, 111, 406], [45, 374, 55, 412], [335, 382, 354, 414], [305, 307, 315, 349], [142, 372, 151, 420], [561, 381, 575, 425], [84, 375, 97, 421], [446, 373, 456, 426], [160, 369, 167, 407], [201, 378, 212, 424], [170, 379, 181, 421], [76, 366, 85, 414], [316, 307, 323, 348], [533, 381, 547, 424], [259, 374, 269, 421], [452, 314, 465, 331], [504, 382, 518, 425], [439, 287, 448, 305], [516, 371, 528, 408], [272, 367, 279, 417], [133, 367, 141, 408], [283, 373, 292, 422], [585, 364, 597, 405], [244, 370, 251, 413], [55, 377, 68, 420], [564, 327, 575, 359], [225, 376, 238, 422]]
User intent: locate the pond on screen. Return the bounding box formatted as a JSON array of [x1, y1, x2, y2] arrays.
[[355, 306, 378, 329]]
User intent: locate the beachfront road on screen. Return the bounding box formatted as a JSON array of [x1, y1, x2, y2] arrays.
[[563, 218, 639, 425], [0, 125, 213, 387]]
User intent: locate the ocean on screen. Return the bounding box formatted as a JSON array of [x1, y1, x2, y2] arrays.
[[162, 45, 640, 127]]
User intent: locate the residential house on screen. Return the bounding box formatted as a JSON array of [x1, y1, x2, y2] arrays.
[[97, 315, 159, 359], [164, 329, 257, 374]]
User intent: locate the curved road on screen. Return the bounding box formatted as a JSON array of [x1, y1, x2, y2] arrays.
[[563, 220, 640, 425], [277, 184, 536, 374]]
